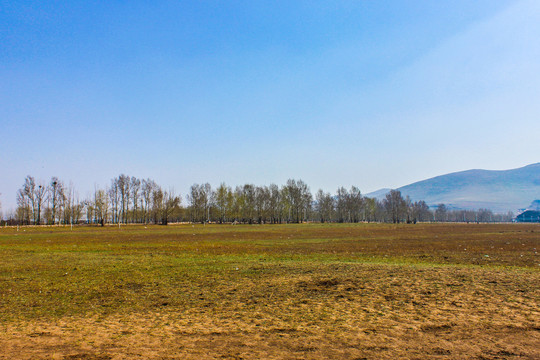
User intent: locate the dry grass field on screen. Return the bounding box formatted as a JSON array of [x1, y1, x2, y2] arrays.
[[0, 223, 538, 359]]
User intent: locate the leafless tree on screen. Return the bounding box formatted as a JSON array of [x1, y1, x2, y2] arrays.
[[315, 189, 334, 223], [108, 178, 120, 224], [48, 177, 65, 225], [187, 183, 212, 223], [411, 200, 431, 223], [477, 208, 493, 223], [131, 177, 141, 223], [93, 187, 109, 225], [348, 186, 363, 223], [268, 184, 282, 224], [141, 179, 157, 224], [18, 176, 46, 225], [34, 182, 46, 225], [235, 184, 255, 223], [22, 176, 37, 224], [63, 184, 84, 224], [215, 183, 232, 223], [435, 203, 447, 222], [364, 197, 383, 222], [254, 185, 270, 224], [16, 188, 31, 224], [383, 190, 407, 223], [335, 187, 348, 223], [116, 174, 131, 224], [283, 179, 311, 223], [160, 189, 181, 225]]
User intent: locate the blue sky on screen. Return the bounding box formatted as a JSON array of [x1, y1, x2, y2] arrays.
[[1, 0, 539, 211]]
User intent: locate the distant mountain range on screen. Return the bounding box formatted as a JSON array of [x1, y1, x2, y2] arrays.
[[366, 163, 540, 213]]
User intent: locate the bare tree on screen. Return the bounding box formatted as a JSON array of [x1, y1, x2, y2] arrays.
[[22, 176, 37, 224], [202, 183, 214, 223], [283, 179, 311, 223], [316, 189, 334, 223], [254, 186, 270, 224], [131, 177, 141, 223], [151, 186, 163, 224], [60, 182, 83, 225], [383, 190, 407, 223], [16, 188, 31, 224], [34, 182, 46, 225], [240, 184, 255, 223], [335, 187, 348, 223], [18, 176, 46, 225], [435, 203, 447, 222], [268, 184, 282, 224], [348, 186, 363, 223], [215, 183, 232, 223], [141, 179, 157, 224], [160, 189, 181, 225], [411, 200, 431, 223], [364, 197, 381, 222], [188, 183, 212, 223], [62, 183, 74, 224], [48, 177, 64, 225], [477, 208, 493, 223], [116, 174, 131, 224], [109, 178, 120, 224], [93, 187, 109, 225]]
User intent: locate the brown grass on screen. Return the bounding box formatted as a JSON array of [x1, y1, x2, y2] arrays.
[[0, 223, 538, 359]]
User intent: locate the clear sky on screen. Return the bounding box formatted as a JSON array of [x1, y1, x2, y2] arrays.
[[1, 0, 539, 212]]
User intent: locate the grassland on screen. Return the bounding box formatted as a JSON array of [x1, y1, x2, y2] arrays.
[[0, 223, 538, 359]]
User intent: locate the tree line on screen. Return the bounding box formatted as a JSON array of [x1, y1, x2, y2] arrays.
[[5, 175, 514, 226]]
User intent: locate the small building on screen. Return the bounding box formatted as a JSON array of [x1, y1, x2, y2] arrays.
[[515, 210, 540, 223]]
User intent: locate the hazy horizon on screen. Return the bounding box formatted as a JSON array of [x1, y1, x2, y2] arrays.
[[2, 1, 540, 212]]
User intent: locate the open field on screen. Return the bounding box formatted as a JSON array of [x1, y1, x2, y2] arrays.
[[0, 223, 538, 359]]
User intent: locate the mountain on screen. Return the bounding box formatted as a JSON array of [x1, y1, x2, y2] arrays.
[[366, 163, 540, 213], [364, 188, 392, 200], [528, 200, 540, 211]]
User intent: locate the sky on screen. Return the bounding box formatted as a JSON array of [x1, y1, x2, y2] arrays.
[[1, 0, 539, 212]]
